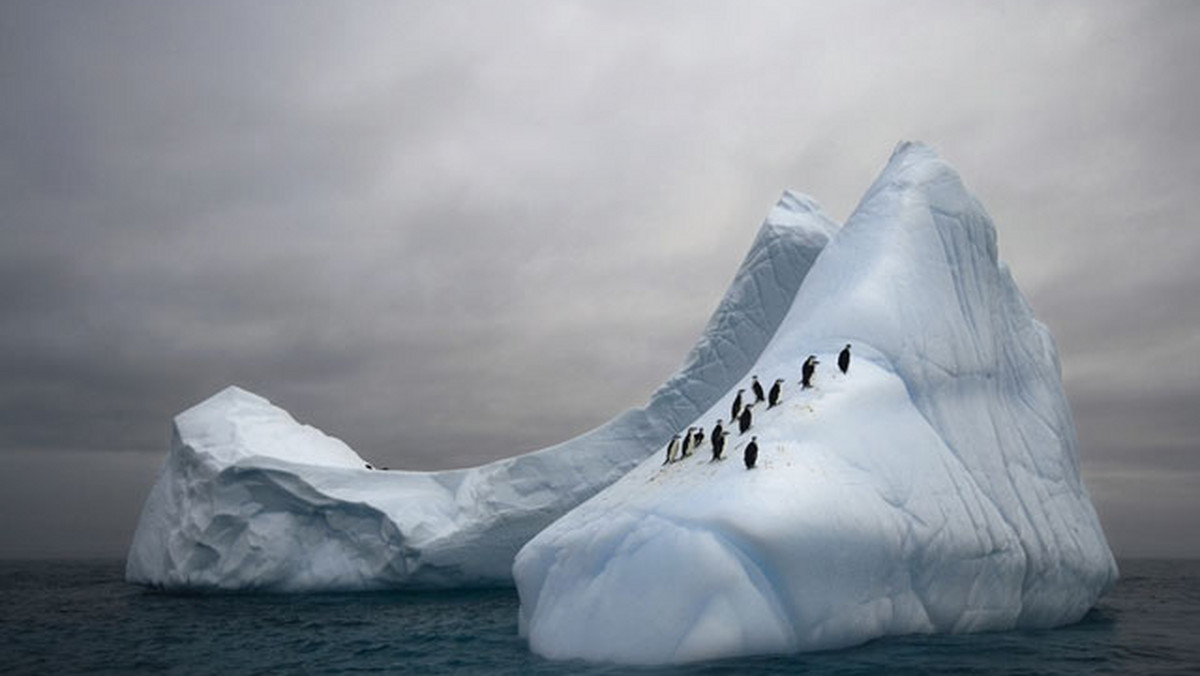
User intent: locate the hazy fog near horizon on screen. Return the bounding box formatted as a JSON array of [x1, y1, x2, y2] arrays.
[[1, 1, 1198, 559]]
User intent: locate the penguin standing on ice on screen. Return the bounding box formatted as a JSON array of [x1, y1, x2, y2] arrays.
[[838, 344, 852, 375], [768, 378, 784, 408], [801, 355, 819, 390], [681, 427, 695, 457], [712, 431, 728, 461], [692, 427, 705, 451], [731, 389, 746, 422], [744, 436, 759, 469], [738, 403, 754, 434], [710, 419, 724, 446], [663, 434, 681, 464], [751, 376, 765, 404]]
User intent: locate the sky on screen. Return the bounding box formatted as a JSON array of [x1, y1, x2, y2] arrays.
[[1, 0, 1198, 559]]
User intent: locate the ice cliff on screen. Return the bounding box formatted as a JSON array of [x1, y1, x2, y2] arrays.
[[512, 143, 1118, 663], [125, 192, 837, 591]]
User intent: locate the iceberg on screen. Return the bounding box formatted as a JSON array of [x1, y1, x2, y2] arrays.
[[513, 143, 1118, 663], [125, 192, 837, 591]]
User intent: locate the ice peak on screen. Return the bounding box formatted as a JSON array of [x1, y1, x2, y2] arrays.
[[213, 384, 264, 403], [178, 385, 267, 422], [889, 139, 937, 162], [871, 140, 955, 192], [764, 190, 838, 239], [772, 189, 823, 217]]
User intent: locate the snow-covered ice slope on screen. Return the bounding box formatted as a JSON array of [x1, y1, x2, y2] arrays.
[[125, 193, 837, 591], [513, 142, 1118, 663]]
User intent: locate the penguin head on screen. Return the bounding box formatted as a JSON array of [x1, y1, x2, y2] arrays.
[[845, 343, 851, 349], [774, 378, 783, 383], [752, 375, 759, 381], [751, 436, 757, 442]]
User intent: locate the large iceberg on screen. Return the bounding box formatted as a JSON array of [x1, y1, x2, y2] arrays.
[[125, 192, 837, 591], [513, 143, 1118, 663]]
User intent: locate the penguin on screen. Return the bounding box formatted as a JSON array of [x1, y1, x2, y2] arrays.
[[801, 355, 819, 389], [738, 403, 754, 434], [663, 434, 681, 464], [744, 436, 759, 469], [710, 419, 724, 446], [364, 463, 374, 470], [681, 427, 695, 457], [838, 344, 852, 375], [692, 426, 705, 451], [731, 388, 745, 422], [751, 375, 765, 403], [768, 378, 784, 408], [712, 430, 728, 461]]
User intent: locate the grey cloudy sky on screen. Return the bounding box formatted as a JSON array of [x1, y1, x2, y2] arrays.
[[1, 1, 1197, 558]]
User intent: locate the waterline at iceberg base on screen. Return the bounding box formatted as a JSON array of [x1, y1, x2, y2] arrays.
[[513, 143, 1117, 664], [126, 142, 1116, 665]]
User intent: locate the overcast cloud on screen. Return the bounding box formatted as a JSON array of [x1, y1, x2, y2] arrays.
[[1, 1, 1197, 558]]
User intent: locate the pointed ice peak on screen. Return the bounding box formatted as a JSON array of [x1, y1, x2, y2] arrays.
[[171, 385, 365, 470], [866, 140, 953, 194], [212, 384, 266, 404], [889, 139, 938, 163], [772, 189, 824, 217], [178, 385, 268, 421], [844, 140, 995, 263], [764, 190, 838, 238]]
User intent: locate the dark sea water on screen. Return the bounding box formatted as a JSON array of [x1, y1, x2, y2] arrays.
[[1, 559, 1197, 675]]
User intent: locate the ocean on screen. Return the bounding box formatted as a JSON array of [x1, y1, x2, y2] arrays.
[[1, 559, 1197, 675]]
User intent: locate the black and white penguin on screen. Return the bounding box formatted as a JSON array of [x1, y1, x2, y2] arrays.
[[710, 419, 724, 446], [801, 355, 819, 389], [681, 427, 695, 457], [744, 436, 758, 469], [663, 434, 681, 464], [838, 344, 852, 375], [731, 389, 746, 422], [712, 431, 728, 461], [751, 376, 765, 404], [768, 378, 783, 408], [738, 403, 754, 434], [692, 427, 705, 450]]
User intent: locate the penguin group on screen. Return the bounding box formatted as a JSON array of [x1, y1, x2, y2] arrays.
[[658, 344, 853, 472]]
